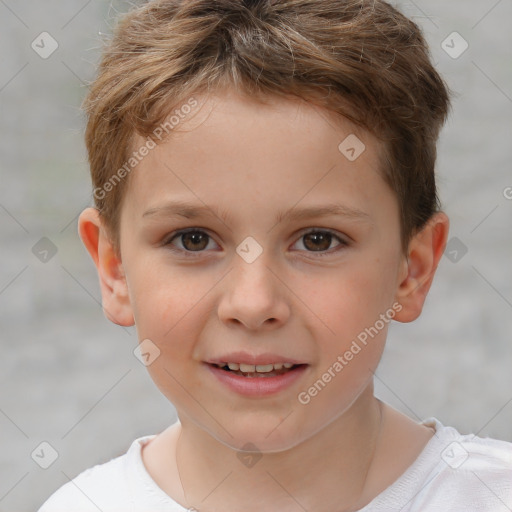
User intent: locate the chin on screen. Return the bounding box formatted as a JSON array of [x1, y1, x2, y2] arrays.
[[205, 415, 313, 454]]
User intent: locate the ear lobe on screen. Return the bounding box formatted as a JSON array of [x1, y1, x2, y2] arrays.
[[78, 208, 134, 327], [394, 212, 450, 323]]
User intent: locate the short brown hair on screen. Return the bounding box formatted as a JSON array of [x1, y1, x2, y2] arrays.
[[82, 0, 451, 255]]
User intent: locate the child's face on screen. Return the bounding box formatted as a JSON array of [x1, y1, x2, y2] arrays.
[[115, 89, 409, 451]]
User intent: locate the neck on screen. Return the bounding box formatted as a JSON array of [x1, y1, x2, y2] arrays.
[[176, 385, 384, 512]]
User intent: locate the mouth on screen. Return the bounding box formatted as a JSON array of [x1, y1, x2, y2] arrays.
[[209, 362, 306, 378], [206, 361, 308, 396]]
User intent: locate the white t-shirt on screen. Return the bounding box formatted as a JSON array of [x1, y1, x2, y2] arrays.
[[38, 417, 512, 512]]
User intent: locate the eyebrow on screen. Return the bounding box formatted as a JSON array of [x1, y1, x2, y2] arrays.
[[142, 200, 371, 226]]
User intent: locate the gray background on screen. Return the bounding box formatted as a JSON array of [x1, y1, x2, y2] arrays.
[[0, 1, 511, 510]]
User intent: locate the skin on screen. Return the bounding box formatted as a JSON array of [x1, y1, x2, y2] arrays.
[[79, 87, 449, 512]]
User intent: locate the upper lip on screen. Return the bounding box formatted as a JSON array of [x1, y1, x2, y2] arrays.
[[206, 351, 307, 366]]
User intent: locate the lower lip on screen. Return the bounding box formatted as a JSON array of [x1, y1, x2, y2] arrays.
[[205, 363, 308, 397]]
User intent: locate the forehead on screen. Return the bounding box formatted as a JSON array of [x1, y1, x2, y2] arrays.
[[121, 89, 396, 230]]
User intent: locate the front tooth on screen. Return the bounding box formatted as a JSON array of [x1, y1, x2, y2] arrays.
[[273, 363, 283, 370], [255, 364, 274, 373], [283, 363, 294, 369], [239, 363, 256, 372], [228, 362, 240, 371]]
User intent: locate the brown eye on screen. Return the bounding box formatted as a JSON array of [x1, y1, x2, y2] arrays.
[[292, 229, 348, 256], [302, 232, 333, 251], [166, 229, 216, 254], [164, 228, 348, 258], [180, 231, 209, 251]]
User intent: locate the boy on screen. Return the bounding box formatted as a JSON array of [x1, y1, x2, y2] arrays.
[[39, 0, 512, 510]]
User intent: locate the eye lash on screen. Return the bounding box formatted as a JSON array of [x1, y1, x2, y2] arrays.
[[163, 227, 205, 245], [163, 227, 350, 257], [298, 228, 349, 257], [162, 228, 212, 257]]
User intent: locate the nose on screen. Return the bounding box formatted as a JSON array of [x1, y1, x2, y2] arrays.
[[217, 253, 291, 331]]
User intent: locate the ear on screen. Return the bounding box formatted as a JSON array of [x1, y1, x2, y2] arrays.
[[78, 208, 134, 327], [394, 212, 450, 323]]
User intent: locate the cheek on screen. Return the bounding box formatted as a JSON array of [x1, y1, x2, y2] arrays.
[[133, 268, 211, 398], [303, 259, 397, 347], [296, 267, 392, 412], [128, 260, 209, 337]]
